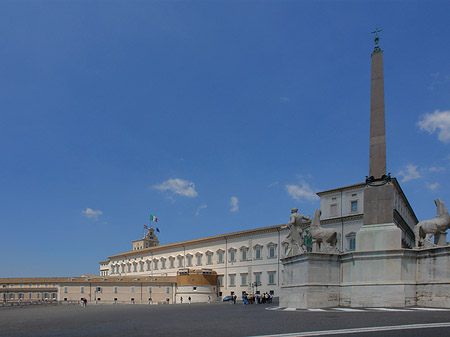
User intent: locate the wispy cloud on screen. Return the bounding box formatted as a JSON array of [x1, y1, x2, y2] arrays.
[[426, 182, 440, 191], [195, 204, 207, 216], [230, 197, 239, 212], [417, 110, 450, 143], [428, 72, 449, 91], [280, 97, 290, 103], [82, 208, 103, 220], [286, 182, 318, 201], [429, 166, 445, 172], [153, 178, 198, 198], [397, 164, 421, 182], [268, 181, 279, 188]]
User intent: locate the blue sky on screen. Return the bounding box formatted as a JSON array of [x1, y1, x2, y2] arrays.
[[1, 1, 449, 277]]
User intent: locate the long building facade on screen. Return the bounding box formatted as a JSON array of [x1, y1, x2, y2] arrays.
[[100, 178, 418, 300]]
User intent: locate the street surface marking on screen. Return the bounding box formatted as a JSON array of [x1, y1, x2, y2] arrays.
[[283, 308, 297, 311], [307, 309, 326, 312], [410, 307, 450, 311], [331, 308, 365, 312], [248, 322, 450, 337], [369, 307, 414, 312]]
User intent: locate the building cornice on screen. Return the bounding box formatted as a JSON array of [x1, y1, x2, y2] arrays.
[[316, 182, 365, 197], [106, 224, 288, 261]]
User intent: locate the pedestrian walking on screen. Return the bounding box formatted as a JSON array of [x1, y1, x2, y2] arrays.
[[188, 296, 191, 304]]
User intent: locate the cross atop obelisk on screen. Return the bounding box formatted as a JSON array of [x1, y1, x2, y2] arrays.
[[368, 28, 387, 180]]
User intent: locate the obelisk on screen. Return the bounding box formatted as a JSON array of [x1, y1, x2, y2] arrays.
[[357, 30, 401, 251], [369, 31, 386, 180]]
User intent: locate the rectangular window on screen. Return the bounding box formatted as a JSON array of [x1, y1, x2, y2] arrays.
[[170, 259, 174, 268], [166, 287, 170, 294], [28, 293, 32, 299], [18, 293, 24, 299], [351, 200, 358, 213], [229, 274, 235, 286], [131, 287, 135, 293], [187, 256, 192, 267], [161, 260, 166, 269], [140, 263, 144, 272], [254, 273, 261, 285], [218, 252, 223, 263], [127, 265, 131, 273], [178, 258, 183, 268], [147, 261, 151, 271], [269, 247, 276, 258], [114, 286, 118, 294], [241, 273, 247, 286], [330, 204, 338, 216], [121, 265, 125, 273], [255, 248, 261, 259], [63, 287, 68, 294], [349, 237, 356, 251], [52, 293, 57, 300], [230, 251, 235, 262], [148, 287, 152, 294], [207, 255, 212, 265], [241, 250, 247, 261], [196, 255, 202, 265], [80, 287, 84, 294], [154, 261, 158, 270], [268, 271, 276, 285], [218, 275, 223, 287]]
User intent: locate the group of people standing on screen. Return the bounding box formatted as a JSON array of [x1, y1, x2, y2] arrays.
[[241, 293, 272, 305], [80, 298, 88, 307]]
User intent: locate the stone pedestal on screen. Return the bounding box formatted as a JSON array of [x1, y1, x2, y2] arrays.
[[280, 253, 340, 309], [356, 223, 402, 251]]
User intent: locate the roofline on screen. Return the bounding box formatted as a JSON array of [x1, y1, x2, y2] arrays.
[[106, 224, 287, 261], [316, 182, 366, 196]]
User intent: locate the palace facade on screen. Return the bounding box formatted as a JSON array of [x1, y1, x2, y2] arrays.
[[100, 178, 418, 300]]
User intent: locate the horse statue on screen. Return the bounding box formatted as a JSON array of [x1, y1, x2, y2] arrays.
[[414, 198, 450, 248], [309, 209, 340, 253]]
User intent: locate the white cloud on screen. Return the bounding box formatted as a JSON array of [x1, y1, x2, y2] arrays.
[[82, 208, 103, 220], [154, 178, 198, 198], [429, 166, 445, 172], [426, 182, 440, 191], [230, 197, 239, 212], [417, 110, 450, 143], [195, 204, 207, 216], [286, 182, 319, 201], [397, 164, 421, 182]]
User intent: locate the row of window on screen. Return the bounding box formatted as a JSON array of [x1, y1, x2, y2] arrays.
[[2, 292, 57, 300], [65, 286, 170, 294], [2, 283, 56, 289], [110, 245, 278, 275], [222, 271, 277, 287]]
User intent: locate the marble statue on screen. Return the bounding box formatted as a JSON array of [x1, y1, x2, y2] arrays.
[[310, 209, 339, 253], [414, 198, 450, 248], [281, 208, 310, 257]]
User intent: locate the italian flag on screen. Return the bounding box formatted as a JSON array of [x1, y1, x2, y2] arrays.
[[150, 214, 158, 222]]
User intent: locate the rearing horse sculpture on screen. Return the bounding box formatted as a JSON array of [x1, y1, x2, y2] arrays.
[[414, 198, 450, 248], [310, 209, 340, 253]]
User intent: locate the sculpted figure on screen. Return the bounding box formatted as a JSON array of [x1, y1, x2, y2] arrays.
[[414, 199, 450, 248], [281, 208, 310, 257], [309, 209, 340, 253]]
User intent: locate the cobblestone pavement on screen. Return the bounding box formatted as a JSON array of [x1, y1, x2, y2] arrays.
[[2, 301, 450, 337]]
